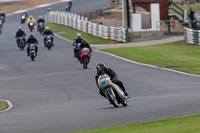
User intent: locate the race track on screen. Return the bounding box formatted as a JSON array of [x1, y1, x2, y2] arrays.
[[0, 0, 200, 133]]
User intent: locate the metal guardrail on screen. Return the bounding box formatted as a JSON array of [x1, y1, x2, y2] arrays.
[[184, 27, 200, 45], [45, 11, 127, 43]]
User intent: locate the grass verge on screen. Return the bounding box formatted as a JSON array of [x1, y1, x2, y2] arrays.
[[0, 100, 8, 111], [75, 114, 200, 133], [45, 23, 118, 44], [102, 42, 200, 75]]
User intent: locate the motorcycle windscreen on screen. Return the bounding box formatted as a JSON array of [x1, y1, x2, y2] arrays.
[[30, 44, 35, 49]]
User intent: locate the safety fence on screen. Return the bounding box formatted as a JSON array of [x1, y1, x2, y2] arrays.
[[45, 11, 127, 43], [184, 27, 200, 45]]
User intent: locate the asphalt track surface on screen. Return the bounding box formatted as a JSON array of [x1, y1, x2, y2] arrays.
[[0, 1, 200, 133]]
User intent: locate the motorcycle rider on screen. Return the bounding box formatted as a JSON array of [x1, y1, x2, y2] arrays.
[[46, 7, 51, 14], [73, 33, 83, 57], [26, 33, 38, 56], [95, 62, 130, 98], [27, 15, 36, 24], [21, 12, 28, 23], [21, 12, 28, 18], [80, 40, 92, 52], [37, 16, 45, 31], [42, 26, 54, 46], [65, 1, 72, 12], [0, 11, 6, 24], [15, 27, 26, 47]]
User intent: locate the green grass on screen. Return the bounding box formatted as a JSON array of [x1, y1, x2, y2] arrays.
[[102, 42, 200, 75], [75, 114, 200, 133], [45, 23, 118, 44], [0, 101, 8, 111]]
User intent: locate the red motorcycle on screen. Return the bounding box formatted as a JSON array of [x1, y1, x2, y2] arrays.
[[80, 47, 91, 69], [28, 21, 35, 32]]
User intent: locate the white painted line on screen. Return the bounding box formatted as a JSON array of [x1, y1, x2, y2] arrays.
[[0, 99, 13, 113], [95, 50, 200, 78], [52, 27, 200, 78]]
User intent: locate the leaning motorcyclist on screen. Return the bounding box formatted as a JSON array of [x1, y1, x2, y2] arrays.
[[42, 26, 54, 46], [15, 27, 26, 47], [27, 15, 36, 24], [0, 11, 6, 24], [26, 33, 38, 56], [37, 16, 45, 31], [73, 33, 83, 57], [95, 62, 130, 98]]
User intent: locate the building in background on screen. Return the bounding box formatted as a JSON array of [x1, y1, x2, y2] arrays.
[[107, 0, 122, 8]]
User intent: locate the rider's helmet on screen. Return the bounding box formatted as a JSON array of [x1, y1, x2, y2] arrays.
[[1, 11, 4, 13], [81, 39, 86, 45], [45, 26, 50, 30], [29, 33, 34, 39], [39, 16, 43, 19], [30, 15, 33, 18], [77, 33, 81, 38], [48, 7, 51, 11], [96, 62, 106, 74]]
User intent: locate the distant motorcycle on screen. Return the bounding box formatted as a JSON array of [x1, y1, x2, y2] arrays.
[[80, 47, 91, 69], [29, 44, 36, 61], [0, 19, 3, 35], [38, 22, 44, 34], [45, 35, 53, 50], [21, 15, 26, 24], [18, 37, 26, 50], [28, 21, 35, 32], [75, 43, 81, 61], [0, 16, 5, 24], [98, 74, 128, 107]]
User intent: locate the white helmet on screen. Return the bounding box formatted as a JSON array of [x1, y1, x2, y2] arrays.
[[18, 27, 22, 30], [1, 11, 4, 13], [77, 33, 81, 37]]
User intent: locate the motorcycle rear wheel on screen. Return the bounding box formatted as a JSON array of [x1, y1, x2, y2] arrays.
[[121, 99, 127, 106]]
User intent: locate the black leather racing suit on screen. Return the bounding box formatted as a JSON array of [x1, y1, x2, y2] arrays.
[[26, 37, 38, 56], [95, 68, 127, 97], [73, 38, 83, 57]]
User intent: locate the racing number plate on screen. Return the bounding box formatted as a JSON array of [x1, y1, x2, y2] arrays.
[[100, 80, 106, 86]]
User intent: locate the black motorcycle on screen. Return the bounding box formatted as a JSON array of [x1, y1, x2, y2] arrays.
[[21, 15, 26, 24]]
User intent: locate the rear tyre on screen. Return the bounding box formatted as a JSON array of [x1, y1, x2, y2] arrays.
[[121, 99, 128, 106]]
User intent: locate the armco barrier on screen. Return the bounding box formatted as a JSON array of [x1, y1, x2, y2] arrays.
[[45, 11, 127, 43], [184, 27, 200, 45]]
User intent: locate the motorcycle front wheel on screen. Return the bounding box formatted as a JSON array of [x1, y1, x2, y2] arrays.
[[83, 57, 88, 69], [105, 88, 118, 107]]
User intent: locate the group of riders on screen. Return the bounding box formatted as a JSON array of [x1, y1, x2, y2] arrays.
[[3, 1, 130, 100], [73, 34, 130, 98], [15, 14, 54, 56]]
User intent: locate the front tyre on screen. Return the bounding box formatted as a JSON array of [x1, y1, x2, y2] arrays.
[[83, 57, 88, 69], [105, 88, 118, 107]]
